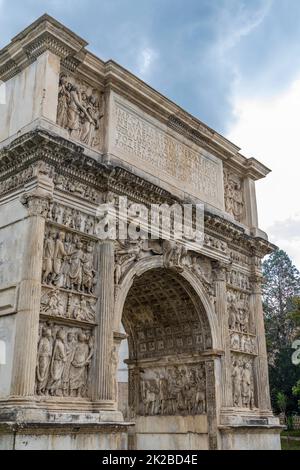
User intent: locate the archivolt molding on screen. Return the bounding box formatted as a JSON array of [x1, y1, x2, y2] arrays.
[[113, 255, 220, 351]]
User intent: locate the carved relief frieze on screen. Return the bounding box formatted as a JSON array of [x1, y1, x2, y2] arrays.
[[0, 161, 55, 197], [40, 287, 96, 324], [47, 202, 98, 236], [227, 289, 252, 334], [229, 249, 251, 268], [204, 234, 227, 254], [42, 226, 97, 294], [139, 363, 206, 416], [57, 72, 103, 150], [226, 268, 251, 292], [231, 354, 255, 409], [230, 331, 257, 355], [36, 322, 94, 398], [0, 166, 34, 196], [224, 168, 244, 222], [54, 173, 102, 204]]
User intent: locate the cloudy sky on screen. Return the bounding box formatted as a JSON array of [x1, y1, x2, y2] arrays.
[[1, 0, 299, 267]]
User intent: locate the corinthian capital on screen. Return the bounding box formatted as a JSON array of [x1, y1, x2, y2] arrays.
[[20, 189, 52, 217], [212, 260, 230, 282]]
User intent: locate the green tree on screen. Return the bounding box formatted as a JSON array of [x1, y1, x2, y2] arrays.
[[263, 250, 300, 361], [289, 297, 300, 337], [276, 391, 287, 422], [262, 249, 300, 413]]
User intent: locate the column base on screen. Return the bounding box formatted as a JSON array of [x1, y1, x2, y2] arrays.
[[219, 409, 282, 450], [0, 405, 132, 450]]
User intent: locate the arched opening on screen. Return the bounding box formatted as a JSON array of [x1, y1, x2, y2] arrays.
[[118, 267, 217, 450]]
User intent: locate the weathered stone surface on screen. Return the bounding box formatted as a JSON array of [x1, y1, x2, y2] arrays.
[[0, 14, 281, 450]]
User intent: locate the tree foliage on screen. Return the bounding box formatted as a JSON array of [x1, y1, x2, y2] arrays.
[[263, 249, 300, 360], [262, 249, 300, 414]]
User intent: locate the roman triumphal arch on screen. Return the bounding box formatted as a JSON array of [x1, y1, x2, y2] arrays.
[[0, 15, 281, 449]]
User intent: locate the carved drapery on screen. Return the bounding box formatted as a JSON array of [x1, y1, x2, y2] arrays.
[[224, 168, 244, 222], [56, 72, 103, 150]]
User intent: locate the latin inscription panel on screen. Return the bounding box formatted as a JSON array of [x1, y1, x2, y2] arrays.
[[110, 93, 224, 209]]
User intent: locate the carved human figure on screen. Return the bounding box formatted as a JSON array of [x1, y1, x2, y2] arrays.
[[228, 292, 238, 330], [66, 84, 92, 140], [157, 374, 169, 415], [42, 230, 56, 283], [74, 211, 83, 231], [57, 74, 69, 128], [52, 203, 63, 223], [36, 327, 53, 395], [224, 179, 235, 216], [194, 367, 206, 414], [69, 333, 93, 397], [82, 245, 95, 293], [62, 332, 76, 396], [80, 94, 102, 147], [62, 207, 73, 227], [162, 240, 188, 269], [241, 362, 253, 408], [72, 297, 81, 320], [110, 346, 119, 400], [233, 181, 244, 220], [231, 332, 240, 350], [143, 380, 158, 415], [84, 216, 94, 235], [69, 241, 84, 291], [232, 360, 242, 407], [62, 233, 73, 289], [48, 329, 67, 396], [53, 232, 68, 287], [44, 290, 64, 317]]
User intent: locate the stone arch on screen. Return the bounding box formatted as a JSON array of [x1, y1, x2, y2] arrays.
[[114, 256, 219, 349], [114, 256, 219, 450]]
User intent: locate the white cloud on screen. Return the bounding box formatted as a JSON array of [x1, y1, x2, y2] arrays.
[[216, 0, 273, 54], [137, 47, 158, 79], [227, 77, 300, 268]]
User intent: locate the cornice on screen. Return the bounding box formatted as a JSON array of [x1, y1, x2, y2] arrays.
[[0, 15, 271, 180], [0, 14, 87, 81], [0, 129, 275, 256]]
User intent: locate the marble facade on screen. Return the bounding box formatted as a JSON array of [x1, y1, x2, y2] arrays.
[[0, 15, 281, 450]]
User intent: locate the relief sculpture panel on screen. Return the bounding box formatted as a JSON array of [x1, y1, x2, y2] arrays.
[[57, 73, 103, 150], [139, 364, 206, 416], [42, 226, 97, 295], [231, 355, 255, 409], [224, 168, 244, 222], [36, 322, 94, 398]]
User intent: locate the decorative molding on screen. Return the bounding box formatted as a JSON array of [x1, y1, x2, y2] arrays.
[[0, 14, 88, 82]]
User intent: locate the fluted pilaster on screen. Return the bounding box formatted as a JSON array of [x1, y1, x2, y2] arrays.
[[214, 262, 232, 407], [10, 194, 48, 397], [94, 240, 115, 403]]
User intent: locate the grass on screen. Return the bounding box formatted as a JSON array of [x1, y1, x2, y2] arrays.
[[281, 437, 300, 450], [281, 429, 300, 437]]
